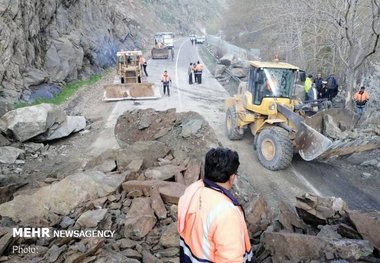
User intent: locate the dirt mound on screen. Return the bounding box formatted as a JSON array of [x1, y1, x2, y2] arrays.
[[114, 108, 220, 161]]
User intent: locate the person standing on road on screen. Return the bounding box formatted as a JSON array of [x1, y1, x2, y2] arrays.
[[314, 73, 323, 99], [192, 62, 198, 84], [171, 48, 175, 61], [195, 61, 204, 84], [178, 147, 253, 263], [353, 86, 369, 115], [139, 56, 148, 77], [161, 70, 172, 96], [188, 63, 193, 84], [304, 74, 313, 101]]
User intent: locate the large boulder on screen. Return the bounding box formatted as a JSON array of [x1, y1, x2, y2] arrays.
[[219, 54, 235, 66], [35, 115, 86, 141], [231, 68, 247, 78], [0, 104, 66, 142], [214, 65, 226, 78], [0, 171, 124, 223]]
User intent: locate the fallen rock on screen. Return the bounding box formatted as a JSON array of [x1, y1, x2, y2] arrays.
[[127, 159, 143, 172], [150, 187, 167, 219], [348, 210, 380, 251], [295, 193, 347, 227], [35, 115, 86, 141], [262, 231, 373, 262], [145, 165, 185, 181], [122, 180, 168, 194], [219, 54, 235, 66], [277, 201, 306, 232], [60, 216, 75, 229], [124, 197, 157, 239], [0, 134, 10, 147], [45, 244, 67, 263], [0, 228, 12, 256], [92, 160, 117, 173], [159, 182, 187, 204], [0, 103, 66, 142], [180, 119, 203, 138], [323, 114, 348, 140], [0, 183, 27, 204], [246, 196, 272, 236], [214, 65, 226, 78], [183, 159, 201, 186], [159, 222, 179, 248], [77, 209, 108, 228], [23, 142, 44, 153], [0, 171, 124, 223], [231, 67, 247, 78], [316, 225, 342, 239], [0, 146, 25, 164]]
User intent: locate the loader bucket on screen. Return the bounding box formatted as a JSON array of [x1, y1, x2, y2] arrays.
[[151, 47, 169, 59], [295, 122, 332, 161], [102, 83, 161, 101]]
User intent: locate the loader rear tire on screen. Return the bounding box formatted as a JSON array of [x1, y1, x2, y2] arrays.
[[256, 127, 293, 171], [226, 106, 243, 140]]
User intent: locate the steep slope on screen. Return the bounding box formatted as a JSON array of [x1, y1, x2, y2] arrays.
[[0, 0, 224, 103]]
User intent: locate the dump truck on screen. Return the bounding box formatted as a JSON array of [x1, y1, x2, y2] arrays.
[[151, 32, 174, 59], [103, 50, 160, 101], [225, 60, 335, 170]]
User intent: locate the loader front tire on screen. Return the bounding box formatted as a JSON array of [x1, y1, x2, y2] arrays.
[[226, 106, 243, 140], [256, 127, 293, 170]]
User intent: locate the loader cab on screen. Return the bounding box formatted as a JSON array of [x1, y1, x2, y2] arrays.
[[247, 61, 299, 105]]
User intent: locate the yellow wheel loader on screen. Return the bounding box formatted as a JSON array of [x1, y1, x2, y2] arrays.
[[225, 60, 333, 170], [103, 50, 160, 101]]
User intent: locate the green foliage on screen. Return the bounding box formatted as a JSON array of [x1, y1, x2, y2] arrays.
[[14, 74, 102, 108]]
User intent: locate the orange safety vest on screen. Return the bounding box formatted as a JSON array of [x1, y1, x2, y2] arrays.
[[196, 64, 204, 71], [353, 91, 369, 102], [178, 180, 253, 263], [161, 73, 171, 82]]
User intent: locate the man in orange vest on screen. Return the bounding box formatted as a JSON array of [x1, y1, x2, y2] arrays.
[[353, 86, 369, 115], [195, 61, 204, 84], [161, 70, 172, 96], [178, 147, 253, 263]]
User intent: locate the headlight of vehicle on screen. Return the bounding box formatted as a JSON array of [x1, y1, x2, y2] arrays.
[[269, 103, 276, 111]]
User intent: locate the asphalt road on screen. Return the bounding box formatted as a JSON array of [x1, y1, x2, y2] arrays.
[[91, 38, 380, 212]]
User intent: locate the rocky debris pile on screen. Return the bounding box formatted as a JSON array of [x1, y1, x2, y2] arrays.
[[248, 193, 380, 263], [0, 109, 216, 262], [215, 53, 249, 85], [114, 108, 220, 162]]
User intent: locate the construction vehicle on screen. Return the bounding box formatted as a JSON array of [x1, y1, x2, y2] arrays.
[[103, 50, 160, 101], [225, 60, 334, 171], [151, 32, 174, 59]]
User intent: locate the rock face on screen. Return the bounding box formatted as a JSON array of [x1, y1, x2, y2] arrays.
[[0, 0, 224, 103]]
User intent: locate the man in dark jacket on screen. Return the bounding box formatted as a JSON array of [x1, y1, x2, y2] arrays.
[[326, 74, 338, 101]]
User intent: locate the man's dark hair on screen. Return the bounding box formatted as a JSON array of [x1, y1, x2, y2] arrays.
[[204, 148, 240, 183], [360, 86, 365, 90], [308, 74, 313, 78]]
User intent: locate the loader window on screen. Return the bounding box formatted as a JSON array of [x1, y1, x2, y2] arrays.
[[251, 68, 296, 104]]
